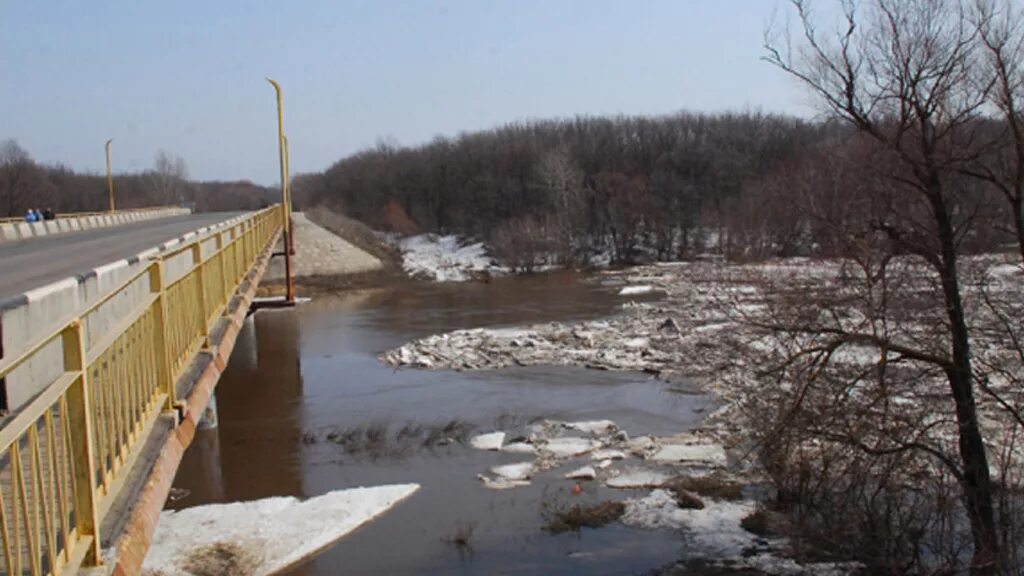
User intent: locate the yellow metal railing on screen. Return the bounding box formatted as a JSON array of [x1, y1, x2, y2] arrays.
[[0, 205, 282, 574]]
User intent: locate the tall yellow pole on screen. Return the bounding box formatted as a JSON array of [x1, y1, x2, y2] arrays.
[[267, 78, 294, 302], [283, 134, 294, 255], [105, 139, 115, 212]]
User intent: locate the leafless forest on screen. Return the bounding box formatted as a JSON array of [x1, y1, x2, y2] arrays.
[[0, 142, 277, 214]]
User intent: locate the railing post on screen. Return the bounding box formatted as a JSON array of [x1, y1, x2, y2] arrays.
[[62, 321, 102, 566], [191, 244, 211, 348], [149, 262, 176, 410], [216, 231, 230, 315], [243, 220, 253, 269]]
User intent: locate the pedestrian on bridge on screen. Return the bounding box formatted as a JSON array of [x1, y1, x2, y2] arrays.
[[24, 209, 37, 223]]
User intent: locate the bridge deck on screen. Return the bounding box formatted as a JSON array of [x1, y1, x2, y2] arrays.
[[0, 212, 243, 302]]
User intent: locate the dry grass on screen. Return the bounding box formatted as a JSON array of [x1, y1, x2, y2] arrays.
[[442, 520, 477, 553], [182, 541, 261, 576], [664, 473, 745, 501], [542, 501, 626, 533]]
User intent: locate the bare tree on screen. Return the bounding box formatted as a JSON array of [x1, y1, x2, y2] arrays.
[[536, 146, 584, 262], [0, 140, 48, 217], [970, 0, 1024, 263], [148, 150, 190, 206], [765, 0, 1004, 571]]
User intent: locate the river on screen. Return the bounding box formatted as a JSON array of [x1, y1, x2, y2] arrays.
[[169, 271, 717, 575]]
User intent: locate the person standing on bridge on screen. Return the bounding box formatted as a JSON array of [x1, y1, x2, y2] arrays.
[[43, 207, 55, 220], [24, 209, 36, 222]]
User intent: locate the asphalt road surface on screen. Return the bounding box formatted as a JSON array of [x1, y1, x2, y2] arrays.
[[0, 212, 244, 301]]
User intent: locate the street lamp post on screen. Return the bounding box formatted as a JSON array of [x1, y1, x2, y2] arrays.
[[266, 78, 295, 303], [283, 134, 294, 255], [105, 139, 115, 212]]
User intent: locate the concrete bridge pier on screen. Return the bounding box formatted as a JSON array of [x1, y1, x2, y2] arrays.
[[198, 392, 219, 430]]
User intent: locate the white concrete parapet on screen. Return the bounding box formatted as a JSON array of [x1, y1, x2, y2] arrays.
[[0, 207, 190, 244]]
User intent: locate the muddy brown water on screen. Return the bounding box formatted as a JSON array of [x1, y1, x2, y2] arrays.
[[170, 271, 717, 575]]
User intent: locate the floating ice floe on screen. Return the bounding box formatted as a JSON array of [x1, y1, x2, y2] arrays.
[[469, 432, 505, 451], [623, 337, 649, 349], [605, 469, 670, 488], [541, 437, 602, 458], [142, 484, 419, 576], [564, 466, 598, 480], [626, 436, 659, 456], [501, 442, 537, 454], [591, 449, 627, 461], [564, 420, 618, 434], [648, 443, 727, 466], [491, 462, 534, 481], [619, 285, 657, 296], [478, 475, 531, 490]]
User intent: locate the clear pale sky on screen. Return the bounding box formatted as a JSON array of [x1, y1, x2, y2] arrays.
[[0, 1, 823, 184]]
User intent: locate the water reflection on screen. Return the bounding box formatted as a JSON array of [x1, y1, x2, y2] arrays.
[[172, 309, 305, 506]]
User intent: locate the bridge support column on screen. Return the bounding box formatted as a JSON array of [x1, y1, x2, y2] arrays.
[[198, 392, 219, 430]]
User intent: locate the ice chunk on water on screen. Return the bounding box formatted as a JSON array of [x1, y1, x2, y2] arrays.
[[490, 462, 534, 481], [565, 466, 597, 480], [592, 449, 627, 461], [478, 475, 531, 490], [542, 437, 601, 458], [619, 285, 657, 296], [648, 444, 727, 466], [605, 469, 670, 488], [564, 420, 618, 434], [142, 484, 419, 576], [469, 432, 505, 451], [502, 442, 537, 454]]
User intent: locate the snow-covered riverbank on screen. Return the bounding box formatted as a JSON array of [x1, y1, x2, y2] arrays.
[[396, 233, 507, 282]]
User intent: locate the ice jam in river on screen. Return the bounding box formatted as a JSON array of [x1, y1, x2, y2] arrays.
[[162, 271, 864, 575]]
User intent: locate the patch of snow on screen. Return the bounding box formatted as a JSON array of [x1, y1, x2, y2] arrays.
[[606, 469, 670, 488], [142, 484, 419, 576], [469, 431, 505, 451], [622, 490, 756, 555], [399, 234, 506, 282], [737, 554, 863, 575], [989, 263, 1023, 278]]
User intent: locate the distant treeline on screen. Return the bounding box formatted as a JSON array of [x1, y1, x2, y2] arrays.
[[295, 112, 1016, 266], [0, 139, 278, 216]]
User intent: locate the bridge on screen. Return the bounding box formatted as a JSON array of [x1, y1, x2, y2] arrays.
[[0, 205, 289, 575]]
